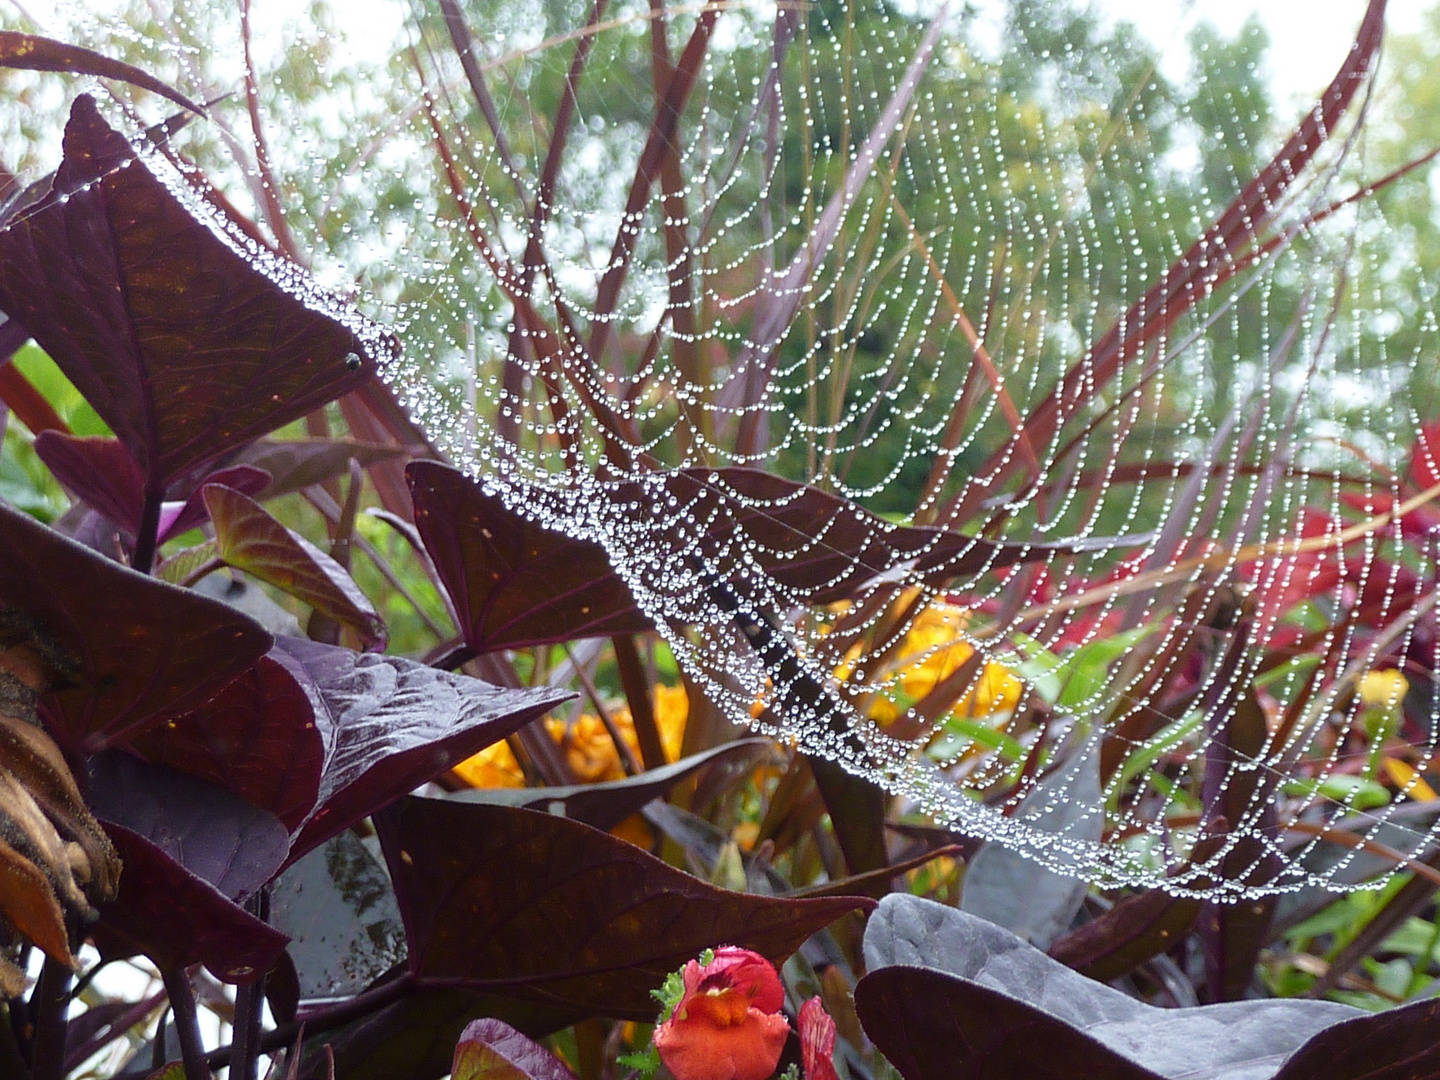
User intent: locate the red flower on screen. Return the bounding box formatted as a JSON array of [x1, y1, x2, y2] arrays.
[[653, 947, 790, 1080], [798, 998, 839, 1080]]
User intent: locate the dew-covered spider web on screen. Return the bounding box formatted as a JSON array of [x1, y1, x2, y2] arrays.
[[8, 0, 1440, 897]]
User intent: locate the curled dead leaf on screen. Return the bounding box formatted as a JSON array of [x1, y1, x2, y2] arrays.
[[0, 612, 121, 996]]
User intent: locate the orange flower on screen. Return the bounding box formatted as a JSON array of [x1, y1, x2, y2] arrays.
[[653, 947, 790, 1080]]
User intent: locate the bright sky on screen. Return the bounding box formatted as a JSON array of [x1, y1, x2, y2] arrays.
[[1100, 0, 1429, 103]]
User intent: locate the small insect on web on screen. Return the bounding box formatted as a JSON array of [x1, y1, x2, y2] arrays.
[[13, 0, 1440, 900]]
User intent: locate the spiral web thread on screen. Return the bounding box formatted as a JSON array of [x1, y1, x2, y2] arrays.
[[9, 0, 1440, 897]]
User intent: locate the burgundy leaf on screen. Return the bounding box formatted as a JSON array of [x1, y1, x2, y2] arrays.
[[273, 637, 571, 864], [205, 484, 387, 651], [374, 796, 873, 1019], [32, 433, 144, 534], [451, 1018, 578, 1080], [1047, 888, 1201, 983], [87, 751, 289, 900], [34, 433, 269, 541], [93, 824, 288, 984], [622, 468, 1129, 606], [0, 94, 397, 495], [408, 461, 650, 652], [1272, 999, 1440, 1080], [0, 498, 271, 752], [307, 988, 589, 1080], [158, 464, 270, 541], [411, 462, 1094, 654], [126, 653, 323, 831], [450, 739, 771, 833], [0, 31, 205, 115]]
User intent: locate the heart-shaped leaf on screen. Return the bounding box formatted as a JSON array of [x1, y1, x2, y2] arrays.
[[273, 637, 572, 864], [452, 1019, 578, 1080], [205, 484, 387, 651], [449, 739, 771, 832], [125, 654, 323, 831], [408, 461, 650, 652], [0, 95, 396, 495], [0, 498, 271, 752], [93, 823, 288, 983], [856, 894, 1407, 1080], [374, 796, 873, 1019]]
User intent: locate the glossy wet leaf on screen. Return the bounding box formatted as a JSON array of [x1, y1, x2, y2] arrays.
[[451, 1019, 578, 1080], [273, 637, 571, 864], [126, 653, 323, 831], [0, 95, 395, 493], [270, 829, 405, 999], [408, 461, 650, 652], [0, 498, 271, 752], [375, 797, 873, 1019], [449, 739, 770, 832], [857, 895, 1399, 1080], [205, 484, 387, 651]]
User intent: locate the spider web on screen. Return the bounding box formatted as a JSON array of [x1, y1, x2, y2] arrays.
[[9, 0, 1440, 897]]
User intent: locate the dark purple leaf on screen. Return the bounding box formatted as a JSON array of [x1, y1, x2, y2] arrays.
[[617, 468, 1123, 606], [126, 653, 323, 831], [0, 498, 271, 752], [33, 432, 270, 541], [0, 32, 205, 114], [452, 1019, 578, 1080], [93, 824, 288, 983], [273, 637, 571, 864], [449, 739, 771, 832], [307, 988, 587, 1080], [1047, 888, 1201, 983], [808, 757, 889, 894], [205, 484, 387, 651], [157, 464, 270, 541], [375, 796, 873, 1019], [32, 433, 143, 534], [87, 751, 289, 899], [410, 462, 1099, 655], [408, 461, 650, 652], [856, 965, 1164, 1080], [1272, 999, 1440, 1080], [231, 438, 408, 499], [960, 746, 1102, 949], [0, 95, 397, 494], [858, 895, 1373, 1080]]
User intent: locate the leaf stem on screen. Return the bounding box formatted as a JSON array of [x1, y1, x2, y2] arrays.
[[131, 487, 164, 574], [29, 955, 71, 1080], [161, 967, 210, 1080]]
